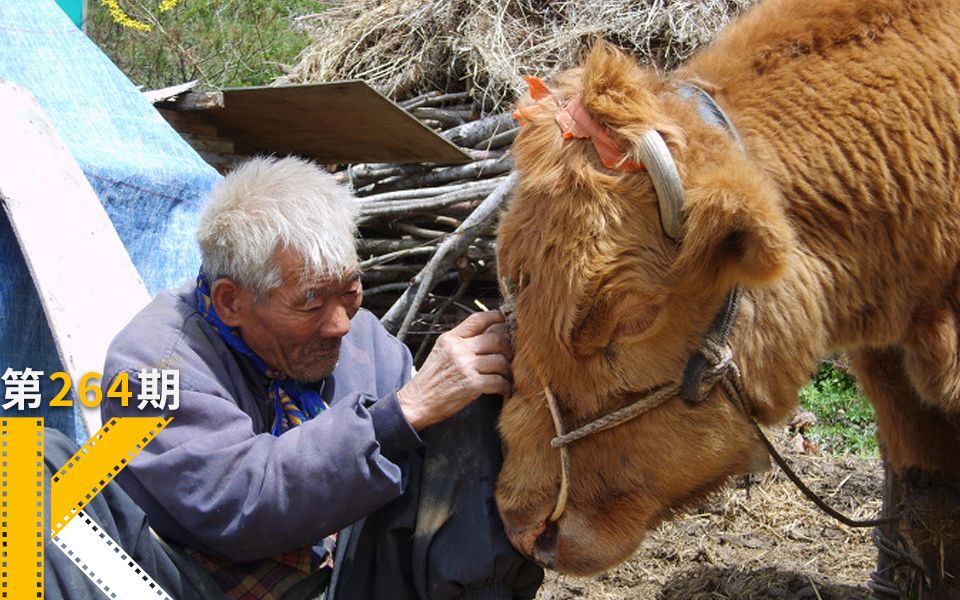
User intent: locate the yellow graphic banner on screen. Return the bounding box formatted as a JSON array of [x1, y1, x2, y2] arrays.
[[1, 418, 44, 599]]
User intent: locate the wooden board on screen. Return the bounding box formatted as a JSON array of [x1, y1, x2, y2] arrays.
[[0, 80, 150, 436], [200, 81, 472, 165], [142, 80, 197, 104]]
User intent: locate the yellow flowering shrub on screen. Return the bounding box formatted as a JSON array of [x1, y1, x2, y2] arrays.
[[99, 0, 180, 32]]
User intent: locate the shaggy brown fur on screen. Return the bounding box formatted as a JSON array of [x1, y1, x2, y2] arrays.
[[495, 0, 960, 592]]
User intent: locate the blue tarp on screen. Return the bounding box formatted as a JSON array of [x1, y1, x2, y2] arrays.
[[0, 1, 221, 441]]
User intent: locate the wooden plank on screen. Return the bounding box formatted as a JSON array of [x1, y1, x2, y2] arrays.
[[0, 81, 150, 436], [158, 108, 221, 137], [178, 131, 236, 155], [201, 81, 472, 165], [142, 80, 197, 104]]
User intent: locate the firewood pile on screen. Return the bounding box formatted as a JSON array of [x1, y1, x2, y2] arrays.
[[344, 91, 518, 363], [284, 0, 759, 362]]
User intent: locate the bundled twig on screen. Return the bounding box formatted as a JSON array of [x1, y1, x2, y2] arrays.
[[358, 157, 512, 196], [441, 112, 517, 148], [341, 93, 516, 359], [381, 172, 517, 339], [358, 177, 505, 221]]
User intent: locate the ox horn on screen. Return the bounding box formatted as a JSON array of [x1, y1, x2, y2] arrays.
[[639, 129, 684, 241]]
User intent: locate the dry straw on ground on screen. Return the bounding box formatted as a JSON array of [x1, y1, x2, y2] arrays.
[[538, 437, 883, 599], [280, 0, 758, 108]]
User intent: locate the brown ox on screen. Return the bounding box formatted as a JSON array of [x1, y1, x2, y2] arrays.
[[494, 0, 960, 593]]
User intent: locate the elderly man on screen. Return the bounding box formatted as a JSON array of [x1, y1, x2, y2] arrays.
[[99, 156, 540, 599]]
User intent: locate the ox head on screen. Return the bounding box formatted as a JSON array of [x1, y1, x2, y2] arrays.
[[495, 44, 796, 574]]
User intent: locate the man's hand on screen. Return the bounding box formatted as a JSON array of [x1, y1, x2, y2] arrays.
[[397, 310, 512, 431]]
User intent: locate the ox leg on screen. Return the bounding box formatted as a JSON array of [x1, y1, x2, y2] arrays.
[[850, 348, 960, 599]]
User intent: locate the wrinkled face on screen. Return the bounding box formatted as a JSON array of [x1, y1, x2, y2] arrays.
[[232, 247, 363, 382], [494, 45, 792, 575]]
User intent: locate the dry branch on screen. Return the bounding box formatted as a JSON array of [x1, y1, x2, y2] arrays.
[[359, 157, 513, 195], [357, 238, 433, 254], [391, 222, 449, 239], [410, 106, 474, 127], [441, 112, 517, 148], [382, 172, 518, 339], [413, 272, 477, 365], [349, 162, 428, 187], [400, 91, 471, 109], [358, 177, 503, 221], [359, 245, 437, 269], [477, 127, 519, 150], [360, 177, 498, 204]]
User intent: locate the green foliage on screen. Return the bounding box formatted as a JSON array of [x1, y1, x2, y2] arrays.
[[86, 0, 322, 89], [798, 362, 878, 457]]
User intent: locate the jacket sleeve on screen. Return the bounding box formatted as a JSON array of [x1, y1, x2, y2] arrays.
[[102, 360, 421, 562]]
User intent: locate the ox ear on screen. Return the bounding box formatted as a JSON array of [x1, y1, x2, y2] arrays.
[[675, 158, 794, 290], [580, 43, 671, 128], [581, 42, 646, 102]]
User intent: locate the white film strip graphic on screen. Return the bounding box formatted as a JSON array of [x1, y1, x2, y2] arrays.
[[51, 509, 172, 600], [51, 417, 170, 534]]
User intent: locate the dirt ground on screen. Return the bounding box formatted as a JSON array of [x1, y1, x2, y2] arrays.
[[536, 430, 884, 600]]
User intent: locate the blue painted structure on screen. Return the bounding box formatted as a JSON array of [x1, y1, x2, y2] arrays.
[[54, 0, 85, 29], [0, 1, 221, 441]]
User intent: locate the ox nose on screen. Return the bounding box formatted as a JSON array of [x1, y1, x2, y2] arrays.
[[507, 520, 559, 569], [532, 520, 559, 568]]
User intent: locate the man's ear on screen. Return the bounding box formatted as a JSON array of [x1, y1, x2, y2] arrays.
[[674, 158, 794, 292], [211, 278, 245, 327]]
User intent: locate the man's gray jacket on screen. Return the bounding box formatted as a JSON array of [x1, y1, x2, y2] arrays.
[[100, 282, 422, 562]]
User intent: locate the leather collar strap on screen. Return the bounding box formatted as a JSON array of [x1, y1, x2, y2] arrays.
[[676, 83, 744, 402], [677, 83, 742, 147], [680, 286, 743, 402]]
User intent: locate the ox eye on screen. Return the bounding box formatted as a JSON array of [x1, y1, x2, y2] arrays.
[[572, 295, 661, 356], [615, 304, 661, 338]]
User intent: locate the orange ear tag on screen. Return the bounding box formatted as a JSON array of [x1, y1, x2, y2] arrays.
[[523, 75, 555, 101], [515, 75, 557, 126], [555, 97, 646, 173]]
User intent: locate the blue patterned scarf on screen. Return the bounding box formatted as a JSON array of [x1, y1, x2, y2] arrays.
[[195, 272, 328, 436]]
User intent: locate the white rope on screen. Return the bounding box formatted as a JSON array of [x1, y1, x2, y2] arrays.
[[551, 383, 680, 448], [538, 378, 570, 522]]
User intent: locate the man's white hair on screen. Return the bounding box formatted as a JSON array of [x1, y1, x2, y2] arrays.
[[198, 156, 359, 297]]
